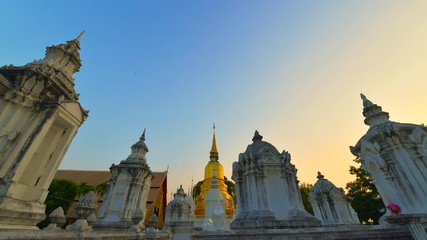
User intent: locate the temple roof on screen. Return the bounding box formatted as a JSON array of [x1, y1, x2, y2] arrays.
[[55, 169, 167, 202]]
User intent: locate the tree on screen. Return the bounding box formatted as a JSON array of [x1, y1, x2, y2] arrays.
[[75, 182, 95, 198], [38, 179, 78, 228], [95, 181, 109, 196], [346, 157, 385, 224], [299, 183, 314, 215], [192, 180, 204, 200], [38, 179, 107, 228]]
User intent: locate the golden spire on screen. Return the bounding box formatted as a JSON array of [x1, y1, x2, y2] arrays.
[[210, 123, 219, 161]]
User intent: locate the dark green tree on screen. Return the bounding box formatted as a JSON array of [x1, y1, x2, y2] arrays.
[[192, 180, 204, 200], [95, 181, 109, 196], [346, 157, 385, 224], [299, 183, 314, 215], [38, 179, 78, 228], [75, 182, 95, 197], [38, 179, 107, 228]]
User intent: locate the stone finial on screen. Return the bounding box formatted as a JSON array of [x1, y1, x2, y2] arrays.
[[147, 214, 158, 229], [252, 130, 263, 142], [360, 94, 390, 127], [45, 207, 66, 230], [360, 93, 374, 108], [140, 128, 146, 141], [177, 185, 186, 196], [87, 213, 97, 226], [75, 191, 97, 219], [317, 171, 324, 179], [66, 191, 97, 231], [132, 208, 145, 226], [131, 208, 145, 232], [75, 30, 85, 43]]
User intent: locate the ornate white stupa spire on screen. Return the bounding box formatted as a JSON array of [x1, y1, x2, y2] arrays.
[[124, 128, 149, 163], [360, 93, 390, 127]]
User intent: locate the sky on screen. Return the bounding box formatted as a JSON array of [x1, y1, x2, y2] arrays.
[[1, 1, 427, 200]]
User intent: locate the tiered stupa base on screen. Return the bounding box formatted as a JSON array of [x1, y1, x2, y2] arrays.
[[230, 210, 321, 230]]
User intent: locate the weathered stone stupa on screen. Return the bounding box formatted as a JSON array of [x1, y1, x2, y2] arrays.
[[309, 172, 359, 226], [165, 185, 192, 224], [94, 129, 153, 229], [231, 130, 321, 229], [0, 33, 88, 229], [351, 94, 427, 215], [351, 94, 427, 239], [165, 186, 194, 240]]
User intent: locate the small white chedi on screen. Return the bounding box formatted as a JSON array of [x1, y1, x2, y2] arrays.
[[202, 161, 227, 231], [309, 172, 359, 226], [94, 130, 153, 229], [165, 185, 192, 225], [164, 186, 194, 240], [231, 131, 321, 230]]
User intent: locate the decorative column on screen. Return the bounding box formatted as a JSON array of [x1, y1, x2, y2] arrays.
[[94, 130, 153, 229], [0, 33, 88, 229], [350, 94, 427, 239], [230, 131, 321, 230]]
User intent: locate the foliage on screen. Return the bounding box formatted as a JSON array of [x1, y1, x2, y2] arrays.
[[299, 183, 314, 215], [224, 176, 236, 206], [346, 157, 385, 224], [95, 181, 109, 196], [75, 182, 95, 197], [37, 179, 109, 228], [192, 180, 204, 200], [38, 179, 78, 228]]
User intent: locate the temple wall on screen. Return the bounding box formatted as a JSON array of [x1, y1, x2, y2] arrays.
[[0, 229, 171, 240], [192, 225, 416, 240]]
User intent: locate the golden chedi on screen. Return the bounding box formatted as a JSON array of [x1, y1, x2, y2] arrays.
[[194, 125, 235, 218]]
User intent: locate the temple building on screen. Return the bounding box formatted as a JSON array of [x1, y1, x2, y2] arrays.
[[194, 125, 234, 219]]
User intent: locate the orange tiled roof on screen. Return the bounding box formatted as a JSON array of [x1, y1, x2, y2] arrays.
[[55, 169, 166, 187]]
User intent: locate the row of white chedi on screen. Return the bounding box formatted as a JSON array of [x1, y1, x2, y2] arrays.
[[165, 93, 427, 230], [44, 93, 427, 232]]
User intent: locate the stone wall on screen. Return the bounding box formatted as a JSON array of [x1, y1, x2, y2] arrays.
[[193, 225, 415, 240], [0, 229, 170, 240]]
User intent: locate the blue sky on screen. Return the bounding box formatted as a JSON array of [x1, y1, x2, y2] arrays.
[[2, 1, 427, 198]]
